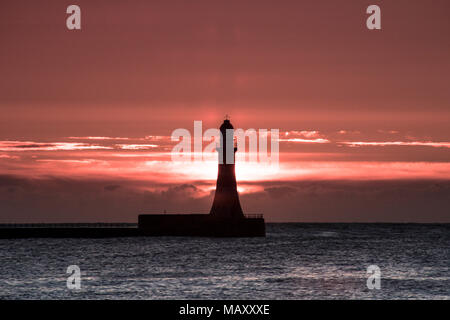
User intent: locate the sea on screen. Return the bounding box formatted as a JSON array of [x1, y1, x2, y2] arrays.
[[0, 223, 448, 300]]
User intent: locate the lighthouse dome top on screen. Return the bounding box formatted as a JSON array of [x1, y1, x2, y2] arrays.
[[220, 119, 234, 132]]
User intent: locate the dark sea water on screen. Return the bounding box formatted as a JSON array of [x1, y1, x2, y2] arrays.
[[0, 224, 448, 300]]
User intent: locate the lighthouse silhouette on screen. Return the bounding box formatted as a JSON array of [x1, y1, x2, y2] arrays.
[[210, 118, 244, 218], [138, 117, 265, 236]]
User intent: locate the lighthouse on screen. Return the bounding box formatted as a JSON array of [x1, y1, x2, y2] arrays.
[[210, 119, 244, 218], [138, 118, 265, 237]]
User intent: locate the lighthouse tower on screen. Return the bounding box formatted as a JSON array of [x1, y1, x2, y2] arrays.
[[138, 117, 265, 236], [209, 118, 244, 218]]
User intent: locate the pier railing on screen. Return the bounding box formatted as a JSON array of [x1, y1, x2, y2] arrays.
[[0, 223, 137, 228], [244, 214, 263, 219]]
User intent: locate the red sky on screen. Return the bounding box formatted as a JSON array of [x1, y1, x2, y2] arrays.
[[0, 0, 449, 222]]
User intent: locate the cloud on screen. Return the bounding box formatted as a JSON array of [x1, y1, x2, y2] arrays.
[[341, 141, 450, 148], [0, 174, 449, 223], [104, 185, 121, 191], [0, 154, 19, 159], [0, 174, 211, 222], [264, 186, 297, 198], [241, 180, 450, 222], [280, 130, 330, 144], [279, 138, 330, 144], [36, 159, 99, 164], [292, 130, 321, 138], [68, 136, 131, 140], [116, 144, 159, 150], [161, 184, 202, 198], [0, 141, 112, 151], [377, 130, 399, 134]]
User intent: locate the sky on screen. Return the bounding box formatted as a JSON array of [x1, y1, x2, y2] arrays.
[[0, 0, 449, 222]]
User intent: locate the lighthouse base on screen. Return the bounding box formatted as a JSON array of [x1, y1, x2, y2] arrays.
[[138, 214, 265, 237]]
